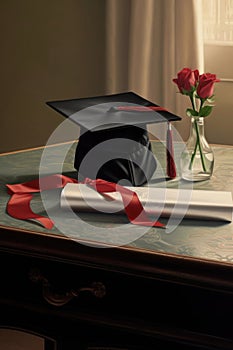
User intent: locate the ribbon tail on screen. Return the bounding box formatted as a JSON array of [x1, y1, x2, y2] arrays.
[[131, 219, 165, 228], [121, 190, 165, 228], [7, 174, 78, 195], [6, 174, 79, 229], [7, 193, 54, 229]]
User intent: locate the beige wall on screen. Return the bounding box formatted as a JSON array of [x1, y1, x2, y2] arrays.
[[0, 0, 106, 153], [1, 2, 232, 153], [204, 44, 233, 145]]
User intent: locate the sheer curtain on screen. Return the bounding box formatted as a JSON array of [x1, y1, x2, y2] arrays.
[[105, 0, 204, 140]]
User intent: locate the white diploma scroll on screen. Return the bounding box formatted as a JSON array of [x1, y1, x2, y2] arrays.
[[60, 183, 233, 222]]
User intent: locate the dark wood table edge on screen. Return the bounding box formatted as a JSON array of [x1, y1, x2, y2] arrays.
[[0, 225, 232, 294]]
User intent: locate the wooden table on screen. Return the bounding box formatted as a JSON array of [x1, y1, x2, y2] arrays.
[[0, 142, 232, 350]]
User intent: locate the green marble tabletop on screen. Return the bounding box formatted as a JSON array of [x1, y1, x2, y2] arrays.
[[0, 141, 233, 264]]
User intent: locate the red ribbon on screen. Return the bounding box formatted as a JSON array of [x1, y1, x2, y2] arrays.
[[84, 178, 164, 228], [6, 175, 164, 229], [6, 175, 78, 229]]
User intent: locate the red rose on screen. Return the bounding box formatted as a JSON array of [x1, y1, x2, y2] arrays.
[[173, 68, 199, 94], [197, 73, 220, 99]]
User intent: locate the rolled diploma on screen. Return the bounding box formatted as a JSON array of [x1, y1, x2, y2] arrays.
[[60, 183, 233, 222]]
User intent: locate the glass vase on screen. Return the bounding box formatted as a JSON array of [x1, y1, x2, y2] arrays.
[[180, 116, 214, 181]]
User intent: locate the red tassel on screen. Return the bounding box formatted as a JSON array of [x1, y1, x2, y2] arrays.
[[166, 122, 177, 179]]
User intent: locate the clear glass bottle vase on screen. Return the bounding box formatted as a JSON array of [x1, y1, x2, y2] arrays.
[[180, 116, 214, 181]]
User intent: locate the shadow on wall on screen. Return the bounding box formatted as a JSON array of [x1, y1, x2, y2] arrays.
[[0, 0, 107, 153]]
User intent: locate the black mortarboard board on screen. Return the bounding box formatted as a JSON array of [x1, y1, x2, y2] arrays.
[[46, 91, 181, 186]]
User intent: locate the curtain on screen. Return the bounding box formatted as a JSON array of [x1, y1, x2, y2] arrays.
[[105, 0, 204, 140]]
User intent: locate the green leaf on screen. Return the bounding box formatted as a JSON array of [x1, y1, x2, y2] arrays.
[[206, 95, 215, 104], [199, 105, 213, 117], [181, 86, 196, 96], [181, 88, 190, 96], [186, 108, 199, 117]]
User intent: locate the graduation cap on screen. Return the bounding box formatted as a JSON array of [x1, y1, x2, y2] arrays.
[[46, 91, 181, 186]]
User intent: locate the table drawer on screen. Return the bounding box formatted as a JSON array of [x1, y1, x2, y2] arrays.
[[0, 251, 232, 350]]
